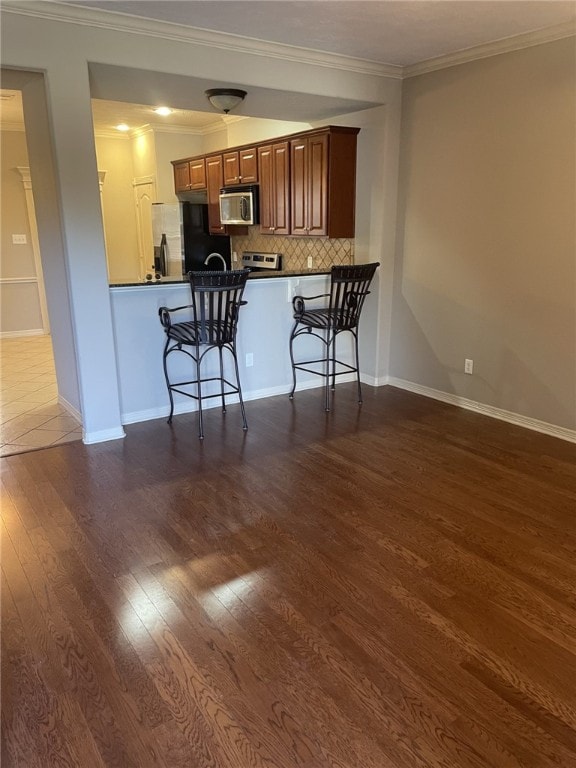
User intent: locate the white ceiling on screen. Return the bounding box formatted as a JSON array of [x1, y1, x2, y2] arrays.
[[2, 1, 575, 131], [62, 0, 576, 67]]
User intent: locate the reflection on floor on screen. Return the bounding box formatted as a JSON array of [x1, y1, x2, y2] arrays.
[[1, 335, 82, 457]]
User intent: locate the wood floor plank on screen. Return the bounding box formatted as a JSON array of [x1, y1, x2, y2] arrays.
[[2, 384, 575, 767]]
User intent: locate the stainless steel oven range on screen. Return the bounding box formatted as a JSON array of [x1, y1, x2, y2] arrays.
[[241, 252, 282, 272]]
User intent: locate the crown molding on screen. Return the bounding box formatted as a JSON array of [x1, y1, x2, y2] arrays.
[[93, 127, 131, 139], [1, 0, 402, 79], [93, 120, 227, 139], [404, 20, 576, 78], [2, 1, 572, 84]]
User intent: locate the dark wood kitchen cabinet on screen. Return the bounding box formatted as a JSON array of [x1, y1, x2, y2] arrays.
[[205, 155, 226, 234], [173, 124, 359, 238], [290, 127, 358, 238], [173, 158, 206, 192], [223, 148, 258, 185], [258, 141, 290, 236]]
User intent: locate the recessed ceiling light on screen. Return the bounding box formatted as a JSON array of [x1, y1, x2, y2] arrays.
[[116, 123, 130, 132], [154, 107, 172, 116]]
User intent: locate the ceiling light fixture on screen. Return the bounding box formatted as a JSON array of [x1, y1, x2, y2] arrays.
[[154, 106, 172, 116], [205, 88, 247, 114], [116, 123, 130, 132]]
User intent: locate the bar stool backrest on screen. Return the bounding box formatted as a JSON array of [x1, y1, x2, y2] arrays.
[[328, 263, 379, 331], [188, 269, 250, 346]]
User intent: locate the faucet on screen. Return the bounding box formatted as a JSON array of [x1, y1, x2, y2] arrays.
[[204, 252, 228, 271]]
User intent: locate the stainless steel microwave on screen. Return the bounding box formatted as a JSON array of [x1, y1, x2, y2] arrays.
[[219, 185, 258, 225]]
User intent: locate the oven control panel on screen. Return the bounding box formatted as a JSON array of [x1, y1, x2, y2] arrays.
[[242, 252, 282, 270]]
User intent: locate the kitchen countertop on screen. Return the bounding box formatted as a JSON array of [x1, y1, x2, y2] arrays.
[[109, 269, 330, 288]]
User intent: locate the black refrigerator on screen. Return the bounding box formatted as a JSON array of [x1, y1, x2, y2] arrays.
[[151, 202, 231, 277]]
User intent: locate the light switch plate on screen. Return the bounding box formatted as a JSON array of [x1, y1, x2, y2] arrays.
[[12, 234, 27, 245]]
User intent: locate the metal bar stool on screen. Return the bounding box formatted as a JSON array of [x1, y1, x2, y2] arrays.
[[289, 262, 379, 411], [158, 269, 251, 439]]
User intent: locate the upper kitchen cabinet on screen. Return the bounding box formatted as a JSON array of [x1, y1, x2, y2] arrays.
[[172, 125, 359, 238], [258, 141, 290, 236], [205, 155, 226, 234], [223, 148, 258, 186], [290, 127, 359, 238], [173, 158, 206, 192]]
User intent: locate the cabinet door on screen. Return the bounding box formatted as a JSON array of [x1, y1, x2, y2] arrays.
[[239, 148, 258, 184], [272, 142, 290, 235], [223, 152, 240, 185], [258, 142, 289, 235], [290, 138, 308, 236], [173, 162, 191, 192], [189, 159, 206, 190], [307, 134, 328, 236], [257, 145, 274, 233], [206, 155, 226, 234]]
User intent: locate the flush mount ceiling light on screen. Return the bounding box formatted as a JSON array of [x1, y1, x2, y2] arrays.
[[115, 123, 130, 132], [154, 106, 172, 116], [205, 88, 247, 114]]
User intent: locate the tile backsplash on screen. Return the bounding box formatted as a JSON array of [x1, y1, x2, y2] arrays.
[[231, 227, 354, 271]]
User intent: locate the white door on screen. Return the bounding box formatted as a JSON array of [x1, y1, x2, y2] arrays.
[[133, 177, 156, 278]]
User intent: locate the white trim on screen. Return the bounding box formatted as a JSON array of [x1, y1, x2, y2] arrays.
[[132, 174, 156, 187], [93, 128, 131, 140], [58, 394, 82, 423], [150, 123, 219, 137], [404, 21, 576, 78], [386, 377, 576, 444], [3, 0, 572, 82], [0, 328, 44, 338], [1, 0, 401, 79], [120, 376, 359, 425], [82, 426, 126, 444]]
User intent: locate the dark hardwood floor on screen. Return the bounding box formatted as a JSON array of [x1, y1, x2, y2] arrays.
[[2, 384, 575, 768]]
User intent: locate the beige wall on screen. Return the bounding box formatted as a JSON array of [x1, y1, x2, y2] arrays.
[[0, 129, 44, 334], [392, 38, 576, 430], [154, 131, 204, 203], [94, 135, 140, 281]]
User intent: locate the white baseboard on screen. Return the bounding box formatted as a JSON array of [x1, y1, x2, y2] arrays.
[[386, 377, 576, 444], [83, 426, 126, 444], [0, 328, 45, 339], [120, 376, 356, 425], [120, 373, 575, 444], [57, 395, 82, 423]]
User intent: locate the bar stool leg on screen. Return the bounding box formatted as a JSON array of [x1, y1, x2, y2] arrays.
[[353, 330, 363, 404], [163, 339, 175, 424], [218, 346, 226, 413], [195, 349, 204, 440], [288, 321, 299, 399], [231, 345, 248, 431]]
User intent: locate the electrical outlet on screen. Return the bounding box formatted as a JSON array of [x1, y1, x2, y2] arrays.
[[12, 234, 27, 245], [464, 358, 474, 375], [232, 251, 238, 263], [307, 256, 313, 269], [246, 353, 253, 367]]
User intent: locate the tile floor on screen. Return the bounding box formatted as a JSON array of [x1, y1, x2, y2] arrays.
[[1, 335, 82, 457]]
